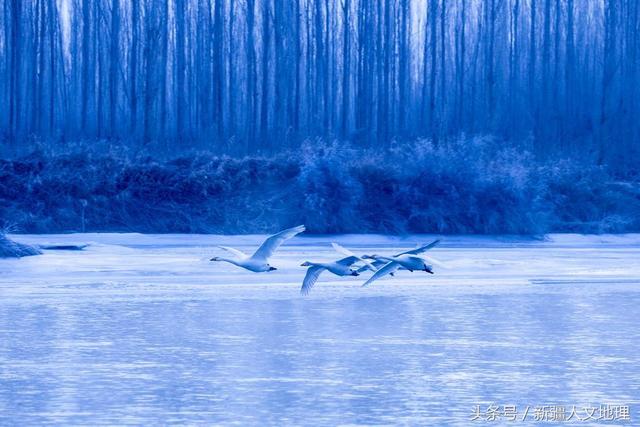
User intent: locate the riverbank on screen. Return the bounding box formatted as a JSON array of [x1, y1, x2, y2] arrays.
[[0, 233, 40, 258], [2, 140, 639, 234]]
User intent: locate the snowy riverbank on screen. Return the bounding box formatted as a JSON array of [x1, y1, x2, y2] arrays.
[[0, 233, 40, 258]]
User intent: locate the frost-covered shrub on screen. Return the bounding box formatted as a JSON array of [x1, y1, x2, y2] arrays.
[[0, 233, 40, 258], [0, 137, 638, 234]]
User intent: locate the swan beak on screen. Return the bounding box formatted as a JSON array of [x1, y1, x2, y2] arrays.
[[269, 266, 278, 271], [210, 257, 219, 261], [351, 271, 360, 276]]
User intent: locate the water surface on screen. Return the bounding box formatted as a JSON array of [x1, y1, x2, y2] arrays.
[[1, 234, 639, 425]]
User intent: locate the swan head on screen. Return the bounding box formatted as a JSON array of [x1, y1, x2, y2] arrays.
[[350, 270, 360, 276], [424, 264, 434, 274], [210, 257, 220, 262], [300, 261, 312, 267], [268, 265, 277, 271]]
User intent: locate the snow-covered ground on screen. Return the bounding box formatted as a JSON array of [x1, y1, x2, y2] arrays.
[[1, 234, 639, 425]]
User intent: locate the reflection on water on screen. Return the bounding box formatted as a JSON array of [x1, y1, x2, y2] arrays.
[[1, 288, 639, 425]]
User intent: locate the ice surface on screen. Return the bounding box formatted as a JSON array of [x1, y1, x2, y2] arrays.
[[1, 234, 639, 425]]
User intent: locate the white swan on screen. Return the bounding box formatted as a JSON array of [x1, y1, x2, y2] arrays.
[[300, 256, 361, 295], [210, 225, 305, 272], [332, 240, 443, 276], [365, 254, 434, 272], [361, 239, 441, 287], [331, 242, 399, 276], [361, 255, 433, 287], [330, 242, 376, 271]]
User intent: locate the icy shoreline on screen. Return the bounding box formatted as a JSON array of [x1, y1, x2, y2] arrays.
[[0, 233, 40, 258], [3, 233, 639, 301], [10, 232, 640, 248]]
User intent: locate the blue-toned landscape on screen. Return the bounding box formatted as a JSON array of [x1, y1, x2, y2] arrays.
[[1, 0, 639, 424]]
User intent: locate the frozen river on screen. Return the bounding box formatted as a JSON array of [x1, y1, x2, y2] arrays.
[[1, 234, 639, 425]]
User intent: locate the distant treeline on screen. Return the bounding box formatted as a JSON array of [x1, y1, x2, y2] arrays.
[[1, 0, 639, 168], [1, 139, 639, 234]]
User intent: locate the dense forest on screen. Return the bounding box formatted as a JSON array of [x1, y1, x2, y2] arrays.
[[1, 0, 638, 169], [1, 0, 639, 234]]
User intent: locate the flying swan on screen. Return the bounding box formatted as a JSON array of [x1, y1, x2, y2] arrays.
[[362, 239, 441, 287], [300, 256, 363, 295], [210, 225, 305, 272]]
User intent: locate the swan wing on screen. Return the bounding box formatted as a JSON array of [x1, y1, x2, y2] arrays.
[[301, 266, 325, 295], [251, 225, 306, 262], [331, 242, 356, 257], [422, 255, 447, 268], [335, 256, 361, 266], [356, 259, 386, 273], [362, 261, 400, 287], [217, 246, 247, 259], [332, 242, 376, 270], [396, 239, 441, 257]]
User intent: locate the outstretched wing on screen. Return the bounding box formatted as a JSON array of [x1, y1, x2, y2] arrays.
[[422, 255, 447, 268], [251, 225, 306, 262], [300, 266, 325, 295], [331, 242, 356, 257], [335, 255, 362, 266], [395, 239, 441, 257], [357, 259, 390, 273], [331, 242, 375, 270], [362, 261, 400, 287], [217, 246, 247, 259]]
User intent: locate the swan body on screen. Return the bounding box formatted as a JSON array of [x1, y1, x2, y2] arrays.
[[361, 239, 441, 286], [364, 254, 433, 273], [209, 256, 277, 273], [361, 256, 433, 287], [300, 256, 361, 295], [210, 225, 305, 272]]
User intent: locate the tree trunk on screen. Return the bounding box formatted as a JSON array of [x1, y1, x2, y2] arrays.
[[129, 0, 139, 133], [109, 0, 120, 135], [175, 0, 187, 141], [341, 0, 351, 137]]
